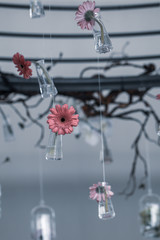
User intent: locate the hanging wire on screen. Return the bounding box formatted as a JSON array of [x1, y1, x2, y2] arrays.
[[38, 149, 45, 204], [144, 139, 152, 195], [97, 56, 106, 183]]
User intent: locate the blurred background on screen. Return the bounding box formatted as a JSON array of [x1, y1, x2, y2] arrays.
[[0, 0, 160, 239]]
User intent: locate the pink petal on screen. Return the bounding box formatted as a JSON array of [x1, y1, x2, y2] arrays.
[[78, 21, 87, 30], [90, 1, 95, 10], [64, 128, 70, 134], [55, 105, 62, 113], [156, 94, 160, 100], [94, 8, 100, 13], [53, 126, 59, 132], [68, 126, 73, 132], [78, 5, 85, 13], [58, 128, 65, 135], [75, 15, 84, 21], [97, 194, 101, 202], [69, 106, 76, 114], [50, 108, 58, 115], [71, 119, 79, 126], [62, 104, 68, 112], [92, 193, 98, 200], [72, 114, 79, 119]]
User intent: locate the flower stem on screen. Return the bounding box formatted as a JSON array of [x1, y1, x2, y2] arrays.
[[35, 61, 52, 84], [93, 17, 104, 44], [105, 192, 108, 212]]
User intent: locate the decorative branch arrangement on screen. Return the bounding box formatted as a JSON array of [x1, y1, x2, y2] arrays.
[[0, 56, 160, 197], [0, 0, 160, 202]]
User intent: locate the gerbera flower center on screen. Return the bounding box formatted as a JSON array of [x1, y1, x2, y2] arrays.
[[20, 64, 24, 68], [84, 10, 94, 22], [61, 117, 65, 122], [96, 186, 105, 194]]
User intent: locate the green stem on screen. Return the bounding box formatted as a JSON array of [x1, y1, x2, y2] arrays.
[[93, 17, 104, 44], [105, 192, 108, 212], [35, 61, 52, 84]]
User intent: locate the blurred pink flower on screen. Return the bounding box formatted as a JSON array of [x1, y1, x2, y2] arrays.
[[156, 94, 160, 100], [89, 182, 114, 202], [75, 1, 100, 30], [13, 52, 32, 79], [47, 104, 79, 135]]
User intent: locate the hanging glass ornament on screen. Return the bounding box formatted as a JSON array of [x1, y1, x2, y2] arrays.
[[31, 202, 56, 240], [139, 193, 160, 237], [93, 12, 113, 54], [35, 59, 57, 99], [2, 115, 15, 142], [30, 0, 45, 19], [46, 131, 63, 161], [46, 104, 79, 160], [75, 1, 112, 54], [89, 182, 115, 220]]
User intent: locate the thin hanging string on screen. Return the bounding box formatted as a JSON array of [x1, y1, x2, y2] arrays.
[[97, 56, 106, 183], [49, 0, 56, 107], [38, 149, 45, 205], [42, 32, 46, 60], [144, 139, 152, 195], [49, 0, 53, 65]]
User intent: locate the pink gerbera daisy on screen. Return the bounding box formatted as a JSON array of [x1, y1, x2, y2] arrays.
[[89, 182, 114, 202], [47, 104, 79, 135], [12, 52, 32, 79], [75, 1, 100, 30]]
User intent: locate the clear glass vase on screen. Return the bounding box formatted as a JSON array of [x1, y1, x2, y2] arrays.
[[139, 193, 160, 237], [35, 59, 58, 99], [98, 182, 115, 220], [46, 131, 63, 161], [93, 13, 113, 54], [30, 0, 45, 19], [2, 116, 15, 142], [31, 202, 56, 240]]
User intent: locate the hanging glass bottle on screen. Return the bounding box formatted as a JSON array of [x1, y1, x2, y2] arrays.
[[93, 13, 113, 54], [2, 115, 15, 142], [98, 182, 115, 220], [139, 193, 160, 237], [30, 0, 45, 19], [31, 201, 56, 240], [46, 131, 63, 161], [35, 59, 58, 99]]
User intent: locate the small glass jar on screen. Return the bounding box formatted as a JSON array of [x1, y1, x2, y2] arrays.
[[35, 59, 58, 99], [30, 0, 45, 19], [139, 193, 160, 238], [31, 202, 56, 240], [93, 13, 113, 54], [46, 131, 63, 161], [98, 182, 115, 220]]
